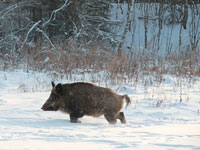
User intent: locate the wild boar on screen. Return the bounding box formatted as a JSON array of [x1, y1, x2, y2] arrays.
[[41, 82, 131, 124]]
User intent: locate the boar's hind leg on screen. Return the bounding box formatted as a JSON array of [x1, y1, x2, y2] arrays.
[[116, 112, 126, 124], [70, 112, 84, 123], [104, 113, 117, 125]]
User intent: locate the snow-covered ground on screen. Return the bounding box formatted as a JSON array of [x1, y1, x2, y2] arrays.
[[0, 70, 200, 150]]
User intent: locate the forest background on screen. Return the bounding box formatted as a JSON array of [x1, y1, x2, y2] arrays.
[[1, 0, 200, 85]]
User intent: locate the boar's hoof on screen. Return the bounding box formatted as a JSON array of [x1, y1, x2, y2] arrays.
[[117, 112, 127, 124], [70, 118, 81, 123], [70, 114, 82, 123]]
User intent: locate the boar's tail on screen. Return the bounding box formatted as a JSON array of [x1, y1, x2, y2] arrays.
[[122, 94, 131, 108]]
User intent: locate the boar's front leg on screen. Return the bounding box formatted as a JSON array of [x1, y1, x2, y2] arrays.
[[69, 111, 84, 123]]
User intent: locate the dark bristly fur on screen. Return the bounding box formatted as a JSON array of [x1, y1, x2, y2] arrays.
[[41, 82, 131, 124]]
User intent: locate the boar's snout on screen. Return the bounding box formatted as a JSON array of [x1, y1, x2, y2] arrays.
[[41, 104, 58, 111], [41, 100, 60, 111], [41, 103, 48, 111], [41, 105, 46, 111]]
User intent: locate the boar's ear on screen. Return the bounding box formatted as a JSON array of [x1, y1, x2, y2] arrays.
[[56, 83, 63, 94], [51, 81, 55, 88]]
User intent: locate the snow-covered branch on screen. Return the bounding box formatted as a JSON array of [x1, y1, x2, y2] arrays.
[[36, 28, 55, 49], [42, 0, 71, 27], [20, 20, 41, 50], [0, 4, 18, 20]]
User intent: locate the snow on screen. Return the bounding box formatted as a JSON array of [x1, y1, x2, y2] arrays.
[[0, 70, 200, 150]]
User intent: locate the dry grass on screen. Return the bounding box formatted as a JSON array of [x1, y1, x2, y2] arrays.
[[1, 41, 200, 85]]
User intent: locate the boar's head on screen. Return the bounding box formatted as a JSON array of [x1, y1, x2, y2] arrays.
[[41, 82, 63, 111]]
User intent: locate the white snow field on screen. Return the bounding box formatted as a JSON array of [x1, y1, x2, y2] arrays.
[[0, 70, 200, 150]]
